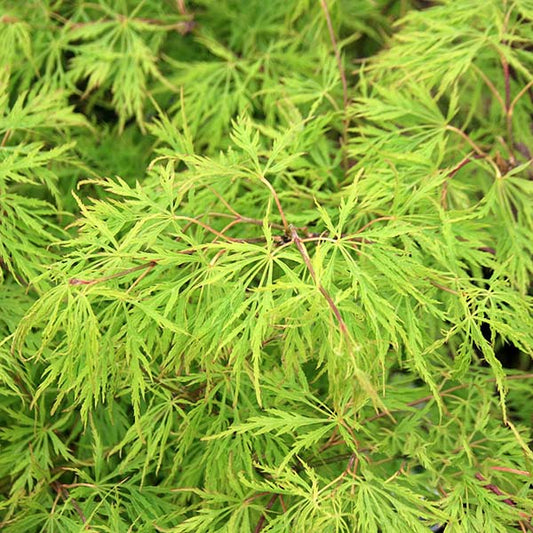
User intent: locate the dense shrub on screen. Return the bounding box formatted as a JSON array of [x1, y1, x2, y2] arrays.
[[0, 0, 532, 531]]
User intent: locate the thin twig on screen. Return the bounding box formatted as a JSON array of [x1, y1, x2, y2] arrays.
[[362, 373, 533, 426], [509, 80, 533, 119], [501, 57, 511, 114], [259, 176, 289, 233], [475, 472, 516, 506], [429, 279, 458, 295], [174, 215, 238, 242], [355, 216, 394, 234], [289, 224, 348, 335], [70, 261, 157, 287], [127, 261, 157, 292], [445, 125, 488, 157], [1, 129, 11, 147], [500, 52, 516, 162], [254, 493, 279, 533], [441, 152, 481, 208], [472, 64, 505, 112], [319, 0, 350, 169], [451, 438, 489, 455], [319, 0, 348, 110], [206, 186, 242, 218], [449, 153, 483, 178], [176, 0, 187, 15], [208, 212, 286, 232], [64, 15, 194, 34], [51, 482, 87, 524], [489, 466, 530, 476]]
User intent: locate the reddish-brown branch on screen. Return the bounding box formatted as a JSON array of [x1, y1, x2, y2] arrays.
[[208, 212, 286, 232], [319, 0, 348, 110], [51, 482, 86, 524], [278, 494, 287, 513], [127, 261, 157, 292], [217, 219, 244, 240], [429, 279, 459, 295], [0, 15, 19, 23], [445, 125, 488, 157], [176, 0, 187, 15], [502, 57, 511, 113], [254, 493, 280, 533], [355, 216, 394, 234], [473, 65, 505, 111], [441, 152, 480, 209], [289, 224, 348, 335], [321, 373, 533, 450], [490, 466, 530, 476], [63, 14, 195, 34], [259, 176, 289, 233], [362, 382, 467, 425], [444, 152, 475, 177], [509, 79, 533, 146], [368, 372, 533, 424], [319, 0, 350, 169], [70, 261, 157, 287], [499, 5, 519, 166], [500, 52, 516, 162], [475, 472, 517, 506], [174, 215, 238, 242], [510, 80, 533, 116], [1, 129, 11, 147]]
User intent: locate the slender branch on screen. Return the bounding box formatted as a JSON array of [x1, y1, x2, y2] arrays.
[[59, 483, 97, 489], [67, 208, 498, 291], [475, 472, 518, 507], [451, 438, 489, 455], [440, 152, 472, 209], [176, 0, 187, 15], [489, 466, 530, 476], [429, 279, 458, 295], [208, 211, 370, 244], [499, 52, 516, 162], [441, 152, 483, 208], [244, 491, 270, 505], [307, 451, 356, 468], [69, 261, 157, 287], [208, 211, 286, 232], [319, 0, 350, 169], [174, 215, 238, 242], [62, 15, 195, 34], [362, 383, 467, 426], [472, 64, 505, 112], [499, 3, 518, 166], [509, 80, 533, 120], [501, 55, 511, 114], [279, 494, 287, 513], [0, 257, 29, 286], [1, 129, 11, 147], [319, 0, 348, 110], [289, 224, 348, 335], [361, 372, 533, 426], [258, 176, 289, 234], [206, 186, 243, 218], [254, 493, 280, 533], [51, 481, 86, 524], [355, 216, 394, 234], [0, 15, 19, 23], [127, 261, 157, 292], [445, 125, 488, 157], [216, 219, 244, 241]]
